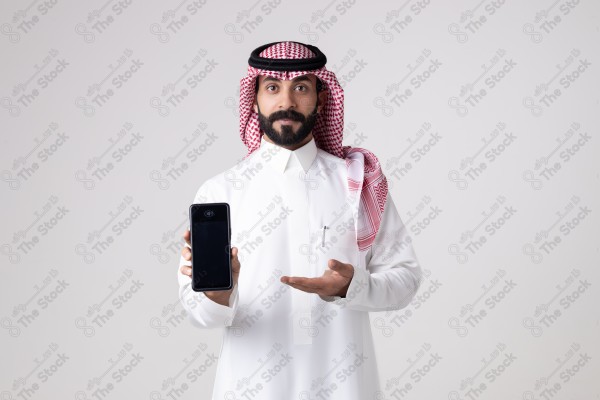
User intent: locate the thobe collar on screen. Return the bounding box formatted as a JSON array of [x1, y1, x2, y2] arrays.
[[259, 135, 318, 174]]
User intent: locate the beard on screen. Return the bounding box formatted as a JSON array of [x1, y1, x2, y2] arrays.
[[257, 104, 318, 146]]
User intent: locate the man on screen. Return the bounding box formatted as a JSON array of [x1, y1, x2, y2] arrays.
[[178, 41, 422, 399]]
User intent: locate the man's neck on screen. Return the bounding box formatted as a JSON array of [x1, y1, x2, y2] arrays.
[[262, 133, 314, 151]]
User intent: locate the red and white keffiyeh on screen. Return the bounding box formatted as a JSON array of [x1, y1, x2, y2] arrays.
[[239, 41, 389, 252]]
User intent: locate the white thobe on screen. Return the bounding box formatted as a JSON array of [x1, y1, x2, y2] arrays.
[[178, 136, 422, 399]]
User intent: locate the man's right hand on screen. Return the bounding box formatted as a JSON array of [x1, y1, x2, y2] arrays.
[[180, 229, 241, 307]]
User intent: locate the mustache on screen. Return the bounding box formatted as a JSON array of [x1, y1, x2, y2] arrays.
[[268, 110, 306, 123]]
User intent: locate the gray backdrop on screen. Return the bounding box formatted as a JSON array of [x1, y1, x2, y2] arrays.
[[1, 1, 599, 399]]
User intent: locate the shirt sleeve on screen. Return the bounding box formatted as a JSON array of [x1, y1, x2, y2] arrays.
[[177, 180, 240, 328], [322, 191, 423, 312]]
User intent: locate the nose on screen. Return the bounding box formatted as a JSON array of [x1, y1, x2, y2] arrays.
[[278, 88, 296, 110]]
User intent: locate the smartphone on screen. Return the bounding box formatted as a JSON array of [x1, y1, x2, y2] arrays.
[[189, 203, 232, 292]]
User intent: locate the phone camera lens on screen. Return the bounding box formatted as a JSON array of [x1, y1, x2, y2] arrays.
[[204, 210, 215, 218]]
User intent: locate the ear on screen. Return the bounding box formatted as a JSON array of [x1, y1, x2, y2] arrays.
[[253, 98, 258, 114], [317, 89, 328, 114]]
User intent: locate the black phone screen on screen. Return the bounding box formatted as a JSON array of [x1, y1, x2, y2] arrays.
[[189, 203, 232, 292]]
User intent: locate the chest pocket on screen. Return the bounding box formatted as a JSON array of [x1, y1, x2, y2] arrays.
[[307, 183, 361, 277], [324, 209, 358, 260]]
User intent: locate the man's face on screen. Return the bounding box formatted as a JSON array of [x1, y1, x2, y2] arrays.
[[253, 74, 326, 147]]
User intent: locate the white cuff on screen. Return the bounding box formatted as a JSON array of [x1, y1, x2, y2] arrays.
[[196, 284, 238, 326], [333, 263, 370, 308]]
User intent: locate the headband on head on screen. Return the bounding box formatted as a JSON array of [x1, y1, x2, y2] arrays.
[[248, 41, 327, 71]]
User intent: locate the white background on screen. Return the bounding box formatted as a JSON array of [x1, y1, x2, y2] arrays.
[[1, 1, 599, 399]]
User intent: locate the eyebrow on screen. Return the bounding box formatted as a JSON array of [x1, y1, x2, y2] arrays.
[[261, 75, 312, 85]]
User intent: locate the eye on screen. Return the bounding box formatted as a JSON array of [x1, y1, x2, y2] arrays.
[[295, 85, 308, 92], [265, 84, 277, 91]]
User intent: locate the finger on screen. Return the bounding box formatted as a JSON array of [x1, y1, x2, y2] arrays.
[[285, 282, 319, 294], [179, 265, 192, 277], [231, 247, 241, 271], [182, 246, 191, 261], [183, 229, 191, 247], [282, 276, 324, 290]]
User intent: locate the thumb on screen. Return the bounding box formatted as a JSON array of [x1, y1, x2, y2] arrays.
[[328, 259, 353, 277]]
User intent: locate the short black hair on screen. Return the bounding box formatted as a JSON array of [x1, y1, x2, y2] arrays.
[[254, 76, 324, 94]]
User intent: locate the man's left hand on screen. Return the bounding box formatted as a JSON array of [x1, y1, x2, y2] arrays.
[[280, 259, 354, 297]]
